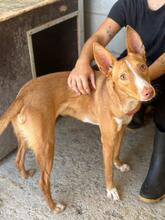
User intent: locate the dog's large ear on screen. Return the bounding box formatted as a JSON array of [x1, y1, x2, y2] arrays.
[[126, 25, 145, 58], [93, 42, 116, 77]]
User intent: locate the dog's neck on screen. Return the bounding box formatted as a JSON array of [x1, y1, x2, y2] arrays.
[[106, 79, 140, 117]]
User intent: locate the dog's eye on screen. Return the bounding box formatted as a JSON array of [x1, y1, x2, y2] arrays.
[[120, 73, 127, 80]]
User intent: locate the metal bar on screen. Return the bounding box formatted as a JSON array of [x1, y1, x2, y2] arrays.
[[78, 0, 84, 54], [27, 32, 37, 78], [27, 11, 78, 35]]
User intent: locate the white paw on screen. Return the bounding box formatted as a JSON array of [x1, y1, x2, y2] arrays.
[[107, 188, 120, 201], [54, 203, 66, 214], [119, 163, 130, 172], [115, 163, 130, 172]]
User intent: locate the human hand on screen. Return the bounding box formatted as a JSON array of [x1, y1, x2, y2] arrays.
[[67, 62, 96, 95]]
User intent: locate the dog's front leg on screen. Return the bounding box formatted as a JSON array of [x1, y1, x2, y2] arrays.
[[113, 126, 130, 172], [99, 118, 120, 201]]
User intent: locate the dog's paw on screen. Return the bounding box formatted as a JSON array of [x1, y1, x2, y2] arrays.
[[114, 162, 130, 172], [54, 203, 66, 214], [20, 169, 35, 179], [119, 163, 130, 172], [107, 188, 120, 201]]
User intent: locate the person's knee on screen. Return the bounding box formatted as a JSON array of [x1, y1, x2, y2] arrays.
[[154, 111, 165, 132], [153, 92, 165, 132]]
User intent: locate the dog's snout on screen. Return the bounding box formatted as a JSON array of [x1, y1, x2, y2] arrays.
[[141, 86, 155, 100]]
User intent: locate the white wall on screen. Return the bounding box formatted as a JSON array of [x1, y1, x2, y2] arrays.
[[84, 0, 126, 56]]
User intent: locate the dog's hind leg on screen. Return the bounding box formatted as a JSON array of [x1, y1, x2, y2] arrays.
[[14, 106, 65, 213], [16, 136, 35, 178], [34, 139, 65, 213], [12, 119, 35, 179]]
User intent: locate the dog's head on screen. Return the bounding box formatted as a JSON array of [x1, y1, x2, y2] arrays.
[[93, 26, 155, 102]]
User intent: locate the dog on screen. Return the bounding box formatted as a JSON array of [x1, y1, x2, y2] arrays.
[[0, 26, 155, 213]]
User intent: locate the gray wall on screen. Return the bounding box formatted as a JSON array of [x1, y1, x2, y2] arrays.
[[84, 0, 125, 56]]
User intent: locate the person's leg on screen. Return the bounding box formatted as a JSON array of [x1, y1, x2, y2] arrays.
[[140, 75, 165, 202]]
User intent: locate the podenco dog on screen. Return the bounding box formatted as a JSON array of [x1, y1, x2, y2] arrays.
[[0, 26, 155, 213]]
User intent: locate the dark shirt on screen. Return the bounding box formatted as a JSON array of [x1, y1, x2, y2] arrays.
[[108, 0, 165, 65]]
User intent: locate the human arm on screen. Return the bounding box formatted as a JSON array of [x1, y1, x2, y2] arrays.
[[67, 18, 121, 95], [149, 53, 165, 81]]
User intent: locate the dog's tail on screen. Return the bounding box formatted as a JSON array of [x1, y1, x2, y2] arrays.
[[0, 97, 23, 135]]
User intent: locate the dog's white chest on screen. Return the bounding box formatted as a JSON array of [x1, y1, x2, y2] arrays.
[[83, 117, 99, 126], [114, 116, 132, 131], [114, 117, 123, 130]]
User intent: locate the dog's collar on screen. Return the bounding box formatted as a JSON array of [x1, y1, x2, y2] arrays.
[[126, 103, 141, 116]]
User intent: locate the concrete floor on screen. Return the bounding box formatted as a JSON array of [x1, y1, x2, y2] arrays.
[[0, 117, 165, 220]]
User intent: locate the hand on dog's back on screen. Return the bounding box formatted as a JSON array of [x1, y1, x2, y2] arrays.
[[67, 63, 96, 95]]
